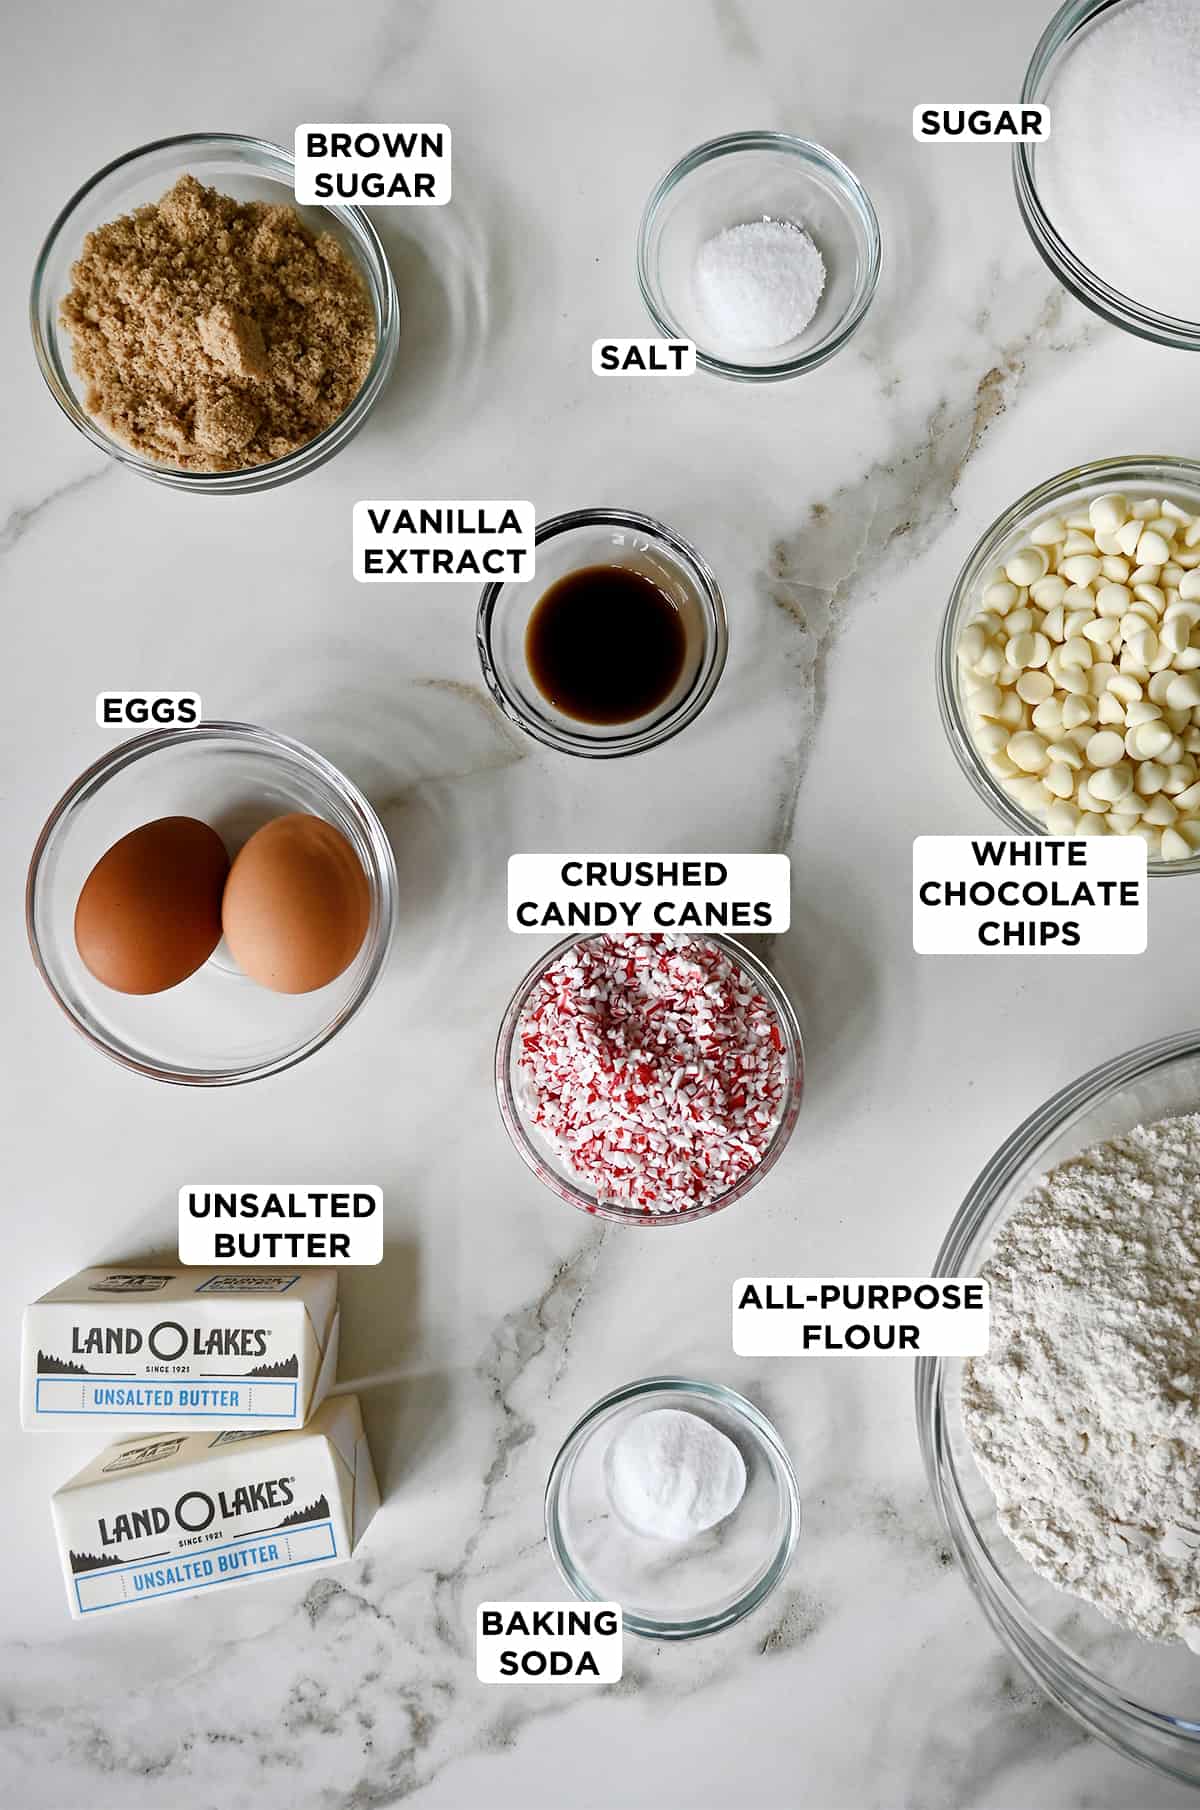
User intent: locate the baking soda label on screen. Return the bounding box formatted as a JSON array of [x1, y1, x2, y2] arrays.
[[354, 502, 535, 583], [733, 1278, 990, 1357], [96, 692, 200, 728], [591, 339, 696, 375], [179, 1186, 383, 1266], [476, 1603, 622, 1683], [913, 105, 1050, 142], [508, 853, 790, 933], [913, 836, 1146, 953], [294, 124, 451, 204]]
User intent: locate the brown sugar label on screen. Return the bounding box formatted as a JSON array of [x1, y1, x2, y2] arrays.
[[294, 125, 451, 204]]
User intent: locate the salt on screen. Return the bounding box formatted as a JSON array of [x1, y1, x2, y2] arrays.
[[605, 1407, 746, 1542], [693, 217, 826, 352], [1038, 0, 1200, 319]]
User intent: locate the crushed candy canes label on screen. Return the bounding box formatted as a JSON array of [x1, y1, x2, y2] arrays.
[[294, 124, 451, 204], [508, 854, 790, 933], [179, 1186, 383, 1266], [913, 837, 1147, 953], [591, 338, 696, 375], [354, 502, 535, 583], [477, 1603, 622, 1682], [733, 1278, 990, 1356]]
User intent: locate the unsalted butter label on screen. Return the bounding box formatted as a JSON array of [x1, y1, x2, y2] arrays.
[[733, 1278, 990, 1356], [913, 104, 1050, 141], [96, 691, 200, 728], [508, 853, 790, 933], [592, 338, 696, 375], [476, 1602, 622, 1682], [294, 124, 451, 204], [353, 501, 535, 583], [912, 836, 1147, 953], [179, 1185, 383, 1265]]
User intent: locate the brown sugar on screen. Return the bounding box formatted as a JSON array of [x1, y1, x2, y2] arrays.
[[60, 175, 377, 473]]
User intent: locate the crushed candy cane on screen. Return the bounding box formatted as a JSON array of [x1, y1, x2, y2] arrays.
[[516, 934, 788, 1214]]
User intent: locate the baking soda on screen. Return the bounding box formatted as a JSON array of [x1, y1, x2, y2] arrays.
[[606, 1408, 746, 1541]]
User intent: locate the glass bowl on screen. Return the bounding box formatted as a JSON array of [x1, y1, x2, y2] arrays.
[[494, 932, 804, 1225], [1015, 0, 1200, 351], [937, 455, 1200, 878], [30, 133, 399, 492], [546, 1376, 801, 1639], [918, 1030, 1200, 1784], [477, 508, 728, 758], [26, 722, 397, 1085], [637, 131, 881, 381]]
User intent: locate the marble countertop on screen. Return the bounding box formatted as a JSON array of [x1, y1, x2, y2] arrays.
[[5, 1, 1200, 1805]]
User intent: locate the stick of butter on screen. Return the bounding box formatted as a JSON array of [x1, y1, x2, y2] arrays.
[[52, 1392, 378, 1617], [21, 1266, 338, 1433]]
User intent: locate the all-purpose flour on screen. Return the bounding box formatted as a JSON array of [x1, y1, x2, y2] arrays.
[[963, 1112, 1200, 1646]]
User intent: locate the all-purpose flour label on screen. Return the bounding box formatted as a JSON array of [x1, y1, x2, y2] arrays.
[[733, 1277, 990, 1355], [913, 836, 1146, 953]]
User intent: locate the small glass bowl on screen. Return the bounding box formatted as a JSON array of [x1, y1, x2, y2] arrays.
[[30, 133, 399, 492], [26, 722, 397, 1085], [637, 131, 881, 381], [477, 508, 728, 758], [495, 932, 804, 1225], [546, 1377, 801, 1640], [1015, 0, 1200, 352], [937, 455, 1200, 878], [918, 1030, 1200, 1784]]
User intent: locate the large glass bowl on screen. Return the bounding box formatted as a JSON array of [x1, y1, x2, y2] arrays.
[[30, 133, 399, 492], [937, 455, 1200, 878], [27, 722, 397, 1084], [918, 1031, 1200, 1785], [494, 932, 803, 1225]]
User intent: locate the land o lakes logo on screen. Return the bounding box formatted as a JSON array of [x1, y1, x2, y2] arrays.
[[69, 1478, 333, 1573]]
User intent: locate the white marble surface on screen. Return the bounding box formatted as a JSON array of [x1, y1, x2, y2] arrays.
[[5, 2, 1200, 1805]]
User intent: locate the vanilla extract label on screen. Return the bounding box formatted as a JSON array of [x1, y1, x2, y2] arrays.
[[913, 836, 1147, 953], [508, 853, 791, 933], [353, 501, 535, 583], [733, 1278, 990, 1357]]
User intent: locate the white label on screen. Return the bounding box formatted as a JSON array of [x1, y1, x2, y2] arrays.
[[508, 853, 790, 934], [294, 123, 451, 205], [733, 1278, 990, 1357], [912, 836, 1146, 954], [353, 501, 535, 583], [178, 1187, 383, 1266], [913, 104, 1050, 142], [476, 1602, 622, 1683], [96, 691, 201, 729], [591, 338, 696, 376]]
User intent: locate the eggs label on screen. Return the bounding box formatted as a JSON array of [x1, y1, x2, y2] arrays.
[[179, 1186, 383, 1266], [294, 124, 451, 205], [508, 853, 791, 933], [95, 691, 201, 727], [51, 1394, 378, 1617], [21, 1266, 339, 1432], [353, 501, 535, 582]]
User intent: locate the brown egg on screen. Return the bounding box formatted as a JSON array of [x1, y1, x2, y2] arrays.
[[221, 813, 371, 994], [75, 816, 230, 995]]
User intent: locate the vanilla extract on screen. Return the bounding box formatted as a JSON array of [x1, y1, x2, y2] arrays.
[[525, 565, 687, 724]]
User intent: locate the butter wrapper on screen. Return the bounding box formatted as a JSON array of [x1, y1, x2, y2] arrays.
[[52, 1392, 378, 1618], [22, 1266, 338, 1433]]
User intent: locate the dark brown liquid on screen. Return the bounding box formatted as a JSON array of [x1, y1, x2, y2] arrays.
[[524, 565, 688, 725]]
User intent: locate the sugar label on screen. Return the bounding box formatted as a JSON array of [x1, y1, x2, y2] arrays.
[[912, 836, 1146, 953], [913, 104, 1050, 142], [476, 1602, 622, 1683], [294, 124, 450, 205], [353, 501, 535, 583], [179, 1186, 383, 1265], [733, 1278, 990, 1356], [591, 338, 696, 375], [508, 853, 790, 933]]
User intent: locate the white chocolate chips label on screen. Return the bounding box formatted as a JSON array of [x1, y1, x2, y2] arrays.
[[507, 853, 790, 933], [96, 692, 200, 728], [913, 104, 1050, 142], [476, 1603, 622, 1683], [912, 836, 1146, 954], [591, 338, 696, 375], [179, 1187, 383, 1266], [354, 501, 535, 583], [293, 124, 451, 204], [733, 1278, 990, 1357]]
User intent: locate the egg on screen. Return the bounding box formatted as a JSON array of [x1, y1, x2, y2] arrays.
[[221, 813, 370, 994], [74, 816, 230, 995]]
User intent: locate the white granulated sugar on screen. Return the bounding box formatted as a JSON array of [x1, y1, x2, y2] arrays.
[[605, 1407, 746, 1542], [1039, 0, 1200, 318], [963, 1112, 1200, 1646], [694, 217, 826, 351]]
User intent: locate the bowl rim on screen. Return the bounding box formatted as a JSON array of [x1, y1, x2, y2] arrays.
[[30, 131, 399, 492], [494, 929, 804, 1224], [916, 1028, 1200, 1775], [25, 719, 398, 1086], [936, 453, 1200, 878], [636, 128, 882, 382], [476, 506, 729, 759], [1013, 0, 1200, 352], [544, 1374, 802, 1639]]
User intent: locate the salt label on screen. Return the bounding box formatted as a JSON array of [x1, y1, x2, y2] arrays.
[[353, 501, 535, 583], [591, 339, 696, 375], [52, 1394, 378, 1618], [507, 853, 790, 933], [913, 836, 1146, 953], [476, 1602, 622, 1683], [294, 124, 450, 204], [733, 1278, 990, 1356]]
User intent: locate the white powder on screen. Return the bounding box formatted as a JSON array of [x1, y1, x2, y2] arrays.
[[963, 1112, 1200, 1646], [1038, 0, 1200, 318], [693, 218, 825, 351], [605, 1407, 746, 1542]]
